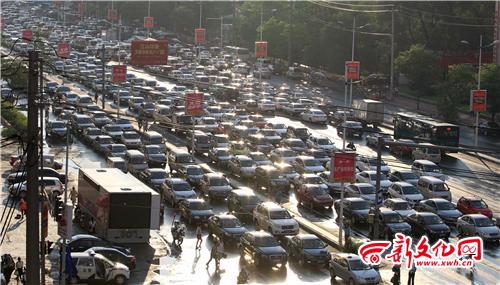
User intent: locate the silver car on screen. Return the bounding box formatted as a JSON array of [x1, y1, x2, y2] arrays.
[[329, 253, 381, 285], [417, 198, 463, 225], [457, 214, 500, 242]]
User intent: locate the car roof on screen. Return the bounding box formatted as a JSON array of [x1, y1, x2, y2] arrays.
[[379, 207, 398, 215], [464, 214, 490, 220], [393, 182, 414, 186], [260, 201, 284, 210], [334, 253, 359, 260], [231, 188, 257, 197], [167, 177, 188, 183], [461, 196, 482, 201], [419, 176, 444, 182], [248, 231, 273, 238], [414, 159, 437, 165], [214, 214, 238, 220], [71, 234, 101, 241], [205, 172, 225, 178], [417, 212, 438, 217], [235, 155, 251, 161], [386, 198, 408, 203], [294, 234, 320, 240], [352, 183, 374, 187], [148, 168, 166, 173]]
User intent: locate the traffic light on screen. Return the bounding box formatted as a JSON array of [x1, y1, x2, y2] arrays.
[[54, 196, 64, 222]]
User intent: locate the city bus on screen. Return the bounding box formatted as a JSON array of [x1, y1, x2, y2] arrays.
[[224, 46, 250, 61], [393, 112, 460, 150]]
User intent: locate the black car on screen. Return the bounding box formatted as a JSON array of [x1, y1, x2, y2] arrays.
[[281, 234, 330, 266], [178, 199, 214, 224], [375, 207, 412, 239], [254, 165, 289, 192], [7, 167, 66, 185], [65, 234, 130, 255], [207, 214, 248, 243], [333, 198, 370, 225], [176, 165, 205, 186], [239, 231, 287, 269], [404, 212, 450, 240], [142, 145, 167, 168], [227, 189, 261, 220], [138, 168, 167, 190], [46, 120, 68, 140], [87, 247, 136, 269], [478, 121, 500, 137]]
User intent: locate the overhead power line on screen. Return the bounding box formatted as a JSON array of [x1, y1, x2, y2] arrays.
[[399, 10, 497, 28], [308, 0, 394, 14], [398, 5, 495, 21], [330, 1, 395, 8]]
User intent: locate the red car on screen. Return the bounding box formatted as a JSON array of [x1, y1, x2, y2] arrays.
[[457, 196, 492, 219], [297, 184, 333, 210], [249, 115, 267, 129]]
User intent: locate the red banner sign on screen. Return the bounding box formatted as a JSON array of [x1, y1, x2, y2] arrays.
[[195, 28, 206, 44], [22, 29, 33, 41], [1, 19, 5, 31], [112, 65, 127, 83], [186, 92, 204, 116], [57, 42, 70, 59], [470, 89, 487, 112], [255, 41, 268, 58], [144, 16, 154, 29], [107, 9, 117, 21], [345, 61, 360, 81], [331, 152, 356, 182], [131, 40, 168, 65], [78, 2, 86, 16]]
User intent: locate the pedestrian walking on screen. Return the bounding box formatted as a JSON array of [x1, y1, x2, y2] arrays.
[[15, 257, 24, 282], [344, 219, 352, 244], [144, 119, 149, 131], [206, 238, 219, 269], [215, 239, 225, 272], [407, 262, 416, 285], [195, 225, 203, 249], [19, 199, 27, 219], [70, 186, 77, 205], [94, 92, 98, 104], [391, 264, 401, 285], [137, 117, 143, 131]]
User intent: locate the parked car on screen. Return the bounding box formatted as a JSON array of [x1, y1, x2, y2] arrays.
[[248, 151, 272, 166], [239, 231, 287, 269], [178, 198, 214, 224], [70, 251, 130, 284], [176, 165, 205, 187], [46, 120, 68, 140], [120, 131, 142, 149], [207, 214, 248, 243], [417, 176, 452, 201], [86, 246, 136, 270], [456, 196, 493, 219], [9, 177, 64, 198], [269, 148, 298, 164], [138, 168, 167, 189], [293, 156, 325, 174], [366, 133, 393, 147], [7, 167, 65, 184], [329, 253, 381, 285], [344, 183, 382, 205], [104, 144, 127, 158], [286, 126, 311, 141], [142, 145, 166, 168], [412, 144, 442, 163], [281, 234, 330, 266], [374, 207, 412, 239], [411, 160, 446, 181], [64, 234, 130, 254], [356, 156, 390, 175], [355, 170, 392, 194], [337, 121, 363, 137], [306, 136, 335, 153], [228, 155, 256, 179], [301, 108, 327, 124], [254, 165, 289, 192]]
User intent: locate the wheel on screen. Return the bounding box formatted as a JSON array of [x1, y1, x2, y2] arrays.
[[114, 274, 126, 284]]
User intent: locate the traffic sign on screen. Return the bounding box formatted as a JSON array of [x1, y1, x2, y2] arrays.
[[57, 42, 70, 59], [22, 29, 33, 41], [470, 89, 487, 112], [185, 92, 204, 116], [255, 41, 268, 58], [345, 61, 360, 81], [112, 65, 127, 83], [131, 40, 168, 65], [195, 28, 206, 44], [331, 152, 356, 183], [144, 16, 154, 29]]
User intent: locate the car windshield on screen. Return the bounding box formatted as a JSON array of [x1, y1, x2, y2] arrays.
[[369, 159, 387, 166], [351, 200, 370, 210], [436, 201, 455, 210], [173, 182, 191, 191], [427, 148, 440, 154], [240, 160, 253, 167], [187, 168, 204, 175], [106, 125, 122, 132], [384, 213, 404, 223], [311, 187, 328, 196], [305, 176, 323, 184], [255, 236, 279, 247], [113, 145, 126, 152], [282, 150, 296, 157], [115, 119, 131, 125], [217, 150, 231, 157], [240, 196, 260, 205], [401, 185, 420, 195], [221, 218, 242, 228], [295, 129, 308, 135], [349, 259, 371, 271], [210, 177, 228, 186], [304, 159, 321, 167], [400, 172, 419, 180], [124, 133, 140, 139], [51, 122, 66, 128], [77, 117, 92, 124], [475, 217, 495, 227], [290, 140, 305, 147], [392, 202, 411, 210], [302, 239, 325, 249], [146, 147, 161, 154], [423, 165, 441, 172], [422, 215, 443, 225], [433, 183, 449, 192], [203, 119, 216, 125], [469, 200, 487, 209], [252, 154, 267, 161], [359, 186, 376, 195], [177, 155, 194, 163], [369, 173, 388, 180], [151, 171, 166, 179], [189, 201, 209, 210], [317, 138, 332, 145], [270, 210, 292, 220], [261, 130, 277, 136], [272, 124, 286, 129]]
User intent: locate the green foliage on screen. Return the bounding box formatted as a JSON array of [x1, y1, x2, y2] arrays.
[[1, 101, 27, 140], [480, 64, 500, 121], [1, 58, 28, 90], [395, 44, 440, 96]]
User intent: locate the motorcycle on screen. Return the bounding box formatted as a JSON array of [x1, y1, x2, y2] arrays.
[[171, 225, 185, 247]]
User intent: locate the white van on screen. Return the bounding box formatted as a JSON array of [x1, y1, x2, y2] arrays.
[[412, 144, 441, 163], [411, 160, 446, 181], [417, 176, 452, 201], [71, 251, 130, 284]]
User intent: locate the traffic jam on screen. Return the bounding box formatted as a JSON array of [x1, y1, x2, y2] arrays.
[[1, 2, 499, 285]]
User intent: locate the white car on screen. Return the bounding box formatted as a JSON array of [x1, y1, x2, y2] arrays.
[[411, 160, 446, 180], [356, 156, 390, 175], [293, 156, 325, 174], [195, 117, 218, 132], [387, 182, 424, 206], [9, 177, 64, 198], [274, 97, 290, 111], [71, 251, 130, 284], [269, 148, 298, 164], [112, 118, 134, 131], [355, 170, 393, 192], [253, 202, 299, 235], [265, 122, 287, 137], [344, 183, 383, 205], [258, 99, 276, 113], [306, 135, 336, 153], [301, 108, 327, 124]]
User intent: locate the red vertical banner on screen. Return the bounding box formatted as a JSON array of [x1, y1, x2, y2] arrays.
[[255, 41, 268, 58], [185, 92, 204, 116], [112, 65, 127, 83], [107, 9, 118, 21], [345, 61, 360, 81], [144, 16, 154, 29], [78, 2, 86, 16], [470, 89, 487, 112], [22, 29, 33, 41], [195, 28, 206, 44], [58, 42, 70, 59], [331, 152, 356, 182]]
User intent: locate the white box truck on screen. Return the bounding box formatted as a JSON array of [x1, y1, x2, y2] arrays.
[[352, 99, 384, 127]]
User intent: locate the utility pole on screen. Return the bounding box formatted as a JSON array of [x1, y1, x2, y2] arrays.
[[288, 1, 293, 65], [27, 50, 41, 285], [39, 57, 46, 285], [495, 1, 500, 64], [101, 44, 106, 109], [373, 136, 383, 239], [349, 15, 356, 108], [390, 9, 395, 99]]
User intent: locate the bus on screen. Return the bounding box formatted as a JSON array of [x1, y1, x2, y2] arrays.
[[224, 46, 250, 61], [393, 112, 460, 150]]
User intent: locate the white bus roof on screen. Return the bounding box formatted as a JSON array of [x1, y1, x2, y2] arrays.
[[80, 168, 158, 195]]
